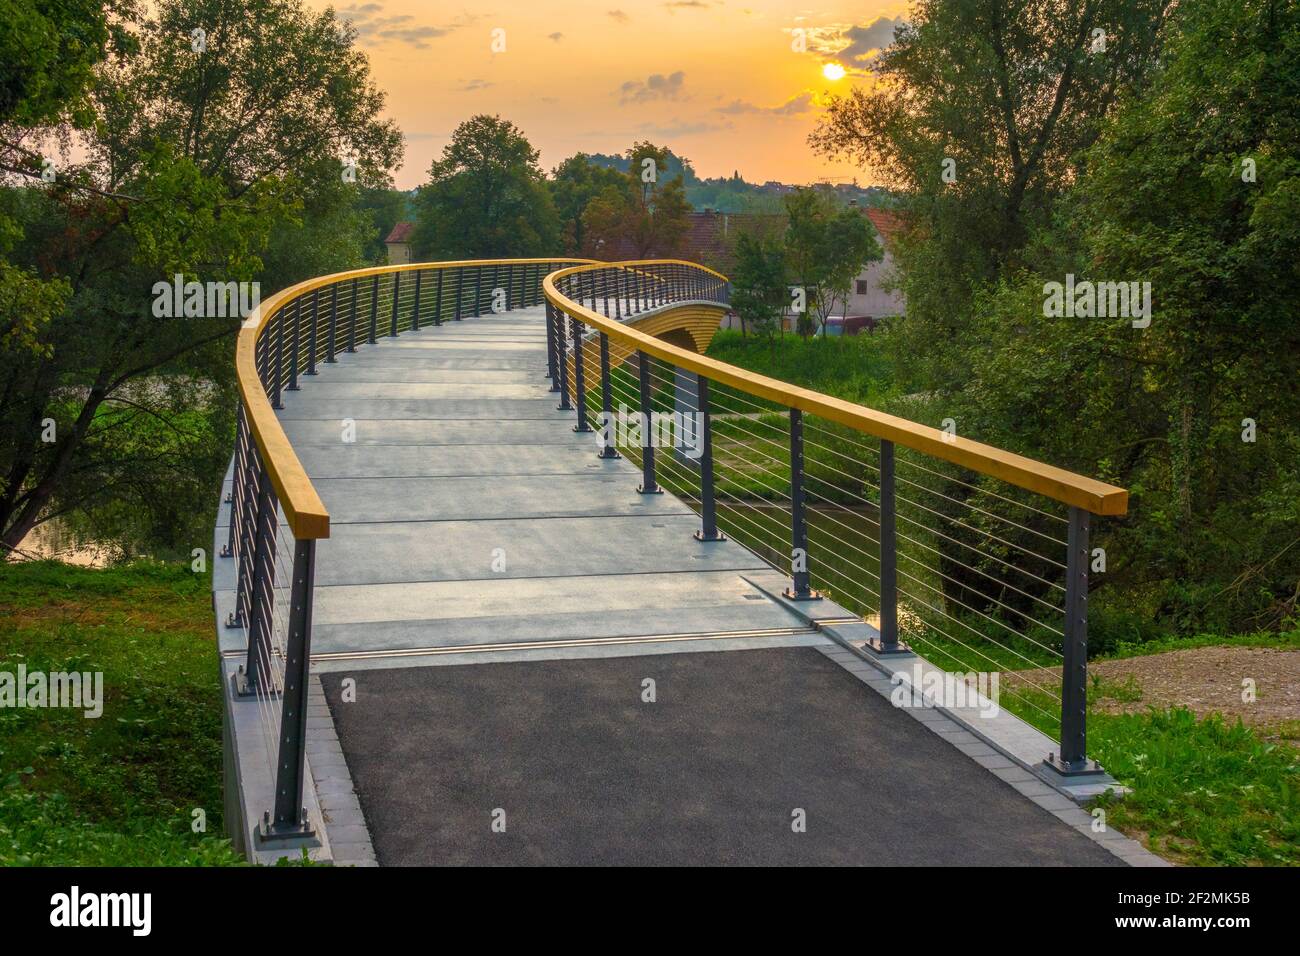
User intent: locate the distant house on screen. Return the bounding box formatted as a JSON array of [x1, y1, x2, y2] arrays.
[[842, 207, 908, 325], [717, 205, 910, 334], [384, 222, 415, 265]]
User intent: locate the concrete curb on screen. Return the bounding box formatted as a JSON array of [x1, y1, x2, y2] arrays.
[[306, 675, 378, 866]]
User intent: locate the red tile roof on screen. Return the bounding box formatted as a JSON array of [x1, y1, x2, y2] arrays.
[[591, 211, 783, 270], [385, 222, 416, 243], [864, 208, 908, 251]]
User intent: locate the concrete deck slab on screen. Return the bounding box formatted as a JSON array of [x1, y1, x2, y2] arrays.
[[314, 474, 693, 523], [289, 381, 550, 400], [311, 514, 768, 586], [280, 419, 579, 445], [293, 442, 605, 478], [274, 398, 570, 421]]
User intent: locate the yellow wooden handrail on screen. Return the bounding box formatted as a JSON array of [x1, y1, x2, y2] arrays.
[[544, 261, 1128, 516], [236, 258, 600, 539]]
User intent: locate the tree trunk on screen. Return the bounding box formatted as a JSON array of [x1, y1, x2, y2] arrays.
[[0, 379, 110, 553]]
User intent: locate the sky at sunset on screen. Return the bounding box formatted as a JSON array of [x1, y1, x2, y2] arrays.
[[303, 1, 910, 189]]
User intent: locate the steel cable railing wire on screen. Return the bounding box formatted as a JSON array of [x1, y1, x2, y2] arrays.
[[547, 261, 1125, 773], [612, 351, 794, 569]]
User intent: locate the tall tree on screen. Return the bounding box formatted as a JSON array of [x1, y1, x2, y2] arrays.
[[0, 0, 402, 555], [0, 1, 136, 365], [958, 0, 1300, 630], [583, 141, 691, 258], [411, 115, 559, 260], [549, 153, 624, 256], [729, 232, 786, 348], [810, 0, 1169, 383], [814, 0, 1299, 633]]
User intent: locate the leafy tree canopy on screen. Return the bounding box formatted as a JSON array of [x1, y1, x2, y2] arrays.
[[411, 114, 559, 260], [0, 0, 402, 555]]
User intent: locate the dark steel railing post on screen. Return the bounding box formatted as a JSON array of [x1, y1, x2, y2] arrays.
[[783, 408, 820, 600], [411, 270, 422, 331], [505, 264, 513, 311], [868, 439, 907, 653], [597, 332, 620, 458], [389, 271, 400, 336], [325, 284, 338, 363], [693, 375, 723, 541], [347, 279, 358, 352], [556, 305, 572, 411], [455, 267, 464, 321], [230, 423, 258, 628], [473, 267, 482, 317], [572, 315, 592, 433], [271, 309, 286, 408], [305, 291, 319, 376], [221, 412, 245, 561], [367, 275, 379, 344], [434, 268, 444, 326], [546, 300, 559, 389], [636, 351, 662, 494], [233, 464, 277, 696], [287, 298, 301, 391], [1051, 506, 1094, 774], [260, 537, 317, 841]]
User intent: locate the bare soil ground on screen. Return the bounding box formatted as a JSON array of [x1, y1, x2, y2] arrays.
[[1007, 647, 1300, 738]]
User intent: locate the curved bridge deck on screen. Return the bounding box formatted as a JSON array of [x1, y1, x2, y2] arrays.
[[221, 300, 1156, 866], [275, 305, 816, 664]]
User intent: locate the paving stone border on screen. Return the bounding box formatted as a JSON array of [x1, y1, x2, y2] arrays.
[[307, 675, 378, 867]]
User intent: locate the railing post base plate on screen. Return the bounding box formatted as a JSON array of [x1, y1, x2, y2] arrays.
[[864, 636, 911, 655], [255, 810, 316, 847], [694, 529, 727, 542], [781, 587, 822, 602], [1040, 754, 1108, 779], [637, 483, 663, 495], [573, 423, 594, 434], [598, 447, 621, 460], [230, 666, 278, 700]]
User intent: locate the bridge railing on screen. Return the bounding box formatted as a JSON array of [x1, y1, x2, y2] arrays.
[[225, 257, 594, 843], [544, 260, 1129, 781]]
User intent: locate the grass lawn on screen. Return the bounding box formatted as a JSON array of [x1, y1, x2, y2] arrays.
[[1091, 707, 1300, 866], [0, 560, 244, 866], [706, 327, 896, 406]]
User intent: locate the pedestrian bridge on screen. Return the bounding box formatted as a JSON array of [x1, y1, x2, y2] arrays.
[[212, 258, 1163, 866]]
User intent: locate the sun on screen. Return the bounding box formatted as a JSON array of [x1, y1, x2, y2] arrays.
[[822, 62, 846, 81]]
